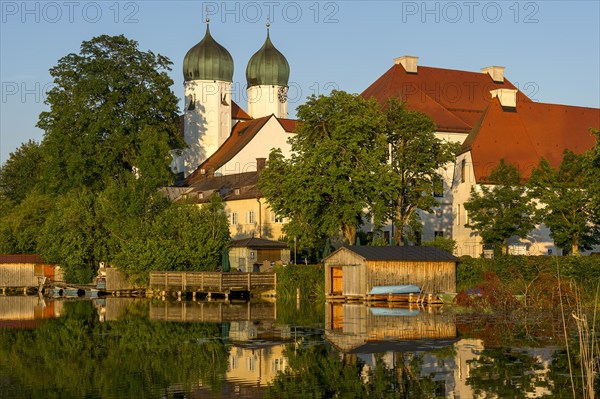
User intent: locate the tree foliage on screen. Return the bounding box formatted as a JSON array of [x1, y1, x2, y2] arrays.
[[528, 150, 599, 255], [464, 160, 535, 254], [382, 98, 459, 245], [37, 34, 182, 193], [259, 90, 388, 249], [0, 35, 229, 283], [0, 140, 43, 204], [111, 194, 230, 283]]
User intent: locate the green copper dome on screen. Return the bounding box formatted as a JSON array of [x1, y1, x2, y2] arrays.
[[183, 24, 234, 82], [246, 30, 290, 88]]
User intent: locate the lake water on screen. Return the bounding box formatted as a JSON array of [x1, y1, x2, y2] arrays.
[[0, 296, 592, 398]]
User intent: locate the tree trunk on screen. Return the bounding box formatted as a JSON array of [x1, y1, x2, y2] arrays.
[[394, 224, 404, 246], [572, 236, 579, 255], [342, 224, 356, 245]]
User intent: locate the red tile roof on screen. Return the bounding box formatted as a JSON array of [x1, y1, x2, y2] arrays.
[[464, 99, 600, 182], [0, 254, 47, 264], [232, 100, 252, 120], [186, 115, 296, 185], [361, 63, 532, 132], [182, 171, 262, 202]]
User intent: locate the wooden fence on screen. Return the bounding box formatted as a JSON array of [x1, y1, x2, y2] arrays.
[[149, 271, 276, 292]]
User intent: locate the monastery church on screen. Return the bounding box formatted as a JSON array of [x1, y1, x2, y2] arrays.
[[171, 20, 599, 258]]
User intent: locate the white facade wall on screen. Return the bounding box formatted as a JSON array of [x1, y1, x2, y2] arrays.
[[178, 80, 232, 177], [451, 151, 564, 257], [247, 85, 288, 119], [218, 117, 293, 176]]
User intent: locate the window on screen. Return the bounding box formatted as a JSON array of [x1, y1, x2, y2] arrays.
[[456, 205, 461, 226], [461, 159, 466, 183], [197, 192, 204, 199], [434, 231, 444, 238], [247, 211, 255, 224], [433, 176, 444, 197], [231, 212, 238, 225], [270, 211, 284, 223], [234, 188, 240, 195]]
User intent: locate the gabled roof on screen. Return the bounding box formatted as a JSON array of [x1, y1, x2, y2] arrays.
[[230, 237, 288, 249], [232, 100, 252, 120], [361, 63, 532, 132], [182, 171, 262, 203], [326, 246, 458, 262], [186, 115, 296, 185], [463, 99, 599, 182], [0, 254, 47, 264]]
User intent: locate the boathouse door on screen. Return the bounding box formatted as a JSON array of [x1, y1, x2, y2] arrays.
[[331, 267, 343, 294]]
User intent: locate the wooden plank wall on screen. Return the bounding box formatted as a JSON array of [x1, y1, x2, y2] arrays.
[[0, 264, 37, 287], [105, 268, 140, 291], [324, 249, 365, 295], [367, 261, 456, 293]]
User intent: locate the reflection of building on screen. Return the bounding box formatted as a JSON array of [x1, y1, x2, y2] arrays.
[[0, 297, 62, 328], [325, 302, 457, 352], [227, 342, 288, 388]]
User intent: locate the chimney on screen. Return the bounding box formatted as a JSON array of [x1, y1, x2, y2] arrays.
[[394, 55, 419, 73], [481, 66, 505, 83], [490, 89, 518, 108], [256, 158, 266, 172]]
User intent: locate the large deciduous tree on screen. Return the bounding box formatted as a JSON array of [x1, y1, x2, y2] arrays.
[[382, 99, 459, 245], [37, 34, 182, 193], [464, 160, 535, 254], [528, 150, 599, 255], [259, 90, 387, 249], [0, 140, 43, 204]]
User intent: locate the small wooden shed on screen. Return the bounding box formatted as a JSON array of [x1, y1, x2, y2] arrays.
[[0, 254, 62, 288], [229, 238, 290, 272], [324, 246, 458, 298]]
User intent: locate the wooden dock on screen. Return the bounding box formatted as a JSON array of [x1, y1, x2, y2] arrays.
[[326, 292, 443, 305], [149, 271, 276, 295]]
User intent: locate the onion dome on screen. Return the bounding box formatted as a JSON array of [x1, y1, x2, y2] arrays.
[[183, 21, 234, 82], [246, 24, 290, 88]]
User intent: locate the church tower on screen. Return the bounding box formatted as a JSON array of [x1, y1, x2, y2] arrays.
[[180, 18, 234, 177], [246, 22, 290, 119]]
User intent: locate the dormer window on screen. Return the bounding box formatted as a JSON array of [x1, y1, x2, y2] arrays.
[[197, 192, 204, 199], [234, 188, 240, 195]]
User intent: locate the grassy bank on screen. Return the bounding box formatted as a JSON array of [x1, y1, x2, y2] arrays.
[[274, 264, 325, 302]]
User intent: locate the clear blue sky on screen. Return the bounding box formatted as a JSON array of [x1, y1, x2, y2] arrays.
[[1, 1, 599, 164]]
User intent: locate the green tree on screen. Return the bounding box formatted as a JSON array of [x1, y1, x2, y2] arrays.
[[464, 160, 535, 255], [528, 151, 599, 255], [37, 34, 182, 194], [111, 194, 230, 283], [259, 90, 387, 249], [37, 188, 108, 283], [0, 193, 54, 254], [0, 140, 43, 204], [382, 99, 459, 245]]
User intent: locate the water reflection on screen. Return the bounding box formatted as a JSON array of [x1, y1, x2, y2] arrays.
[[0, 296, 62, 328], [0, 297, 588, 398]]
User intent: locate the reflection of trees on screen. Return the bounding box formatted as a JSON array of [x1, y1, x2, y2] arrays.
[[466, 347, 552, 399], [0, 301, 230, 398], [265, 341, 442, 399]]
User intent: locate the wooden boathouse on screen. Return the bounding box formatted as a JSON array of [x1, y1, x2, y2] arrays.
[[0, 255, 62, 292], [324, 246, 458, 300]]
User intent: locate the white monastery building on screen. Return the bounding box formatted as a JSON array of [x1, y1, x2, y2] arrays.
[[171, 20, 599, 256]]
